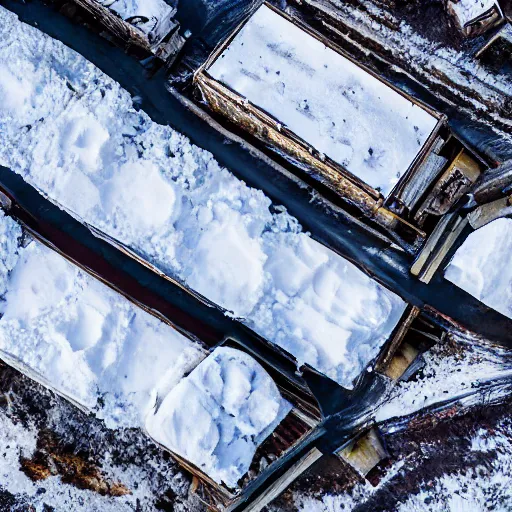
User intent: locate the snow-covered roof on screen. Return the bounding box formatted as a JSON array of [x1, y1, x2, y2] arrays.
[[445, 218, 512, 320], [146, 347, 292, 488], [95, 0, 176, 42], [207, 4, 439, 196], [448, 0, 501, 28], [0, 6, 407, 389], [0, 213, 205, 429]]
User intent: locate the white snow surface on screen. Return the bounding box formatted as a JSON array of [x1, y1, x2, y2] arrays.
[[0, 218, 205, 430], [445, 218, 512, 320], [96, 0, 176, 42], [0, 7, 407, 388], [147, 347, 292, 488], [208, 4, 438, 196], [449, 0, 500, 27], [0, 215, 292, 488], [374, 336, 512, 423]]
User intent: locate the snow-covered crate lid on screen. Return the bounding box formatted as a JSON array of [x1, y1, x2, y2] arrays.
[[146, 347, 295, 490], [447, 0, 504, 35], [200, 3, 444, 199]]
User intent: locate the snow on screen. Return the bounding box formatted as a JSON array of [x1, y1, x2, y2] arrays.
[[0, 403, 195, 511], [95, 0, 177, 43], [308, 0, 512, 145], [208, 4, 438, 196], [374, 336, 512, 423], [0, 219, 205, 430], [147, 347, 292, 488], [0, 7, 407, 388], [0, 215, 292, 488], [395, 424, 512, 512], [0, 211, 22, 299], [449, 0, 500, 28], [445, 218, 512, 320]]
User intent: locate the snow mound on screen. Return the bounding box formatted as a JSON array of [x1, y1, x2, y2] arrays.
[[146, 347, 292, 488], [0, 7, 406, 388], [445, 218, 512, 320], [0, 224, 205, 429]]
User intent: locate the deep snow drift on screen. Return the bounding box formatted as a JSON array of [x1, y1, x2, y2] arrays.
[[0, 212, 205, 429], [445, 218, 512, 320], [147, 347, 292, 487], [208, 4, 438, 196], [0, 7, 406, 388]]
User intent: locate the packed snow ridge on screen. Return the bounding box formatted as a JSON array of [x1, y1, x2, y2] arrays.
[[147, 347, 292, 488], [0, 212, 290, 487], [445, 218, 512, 320], [0, 7, 406, 388], [208, 4, 438, 196]]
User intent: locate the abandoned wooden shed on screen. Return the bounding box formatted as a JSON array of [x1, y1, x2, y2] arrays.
[[194, 3, 487, 246], [447, 0, 505, 37], [69, 0, 185, 63]]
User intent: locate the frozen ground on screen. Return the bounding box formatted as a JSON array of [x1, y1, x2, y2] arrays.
[[374, 334, 512, 423], [445, 218, 512, 320], [209, 4, 438, 196], [147, 347, 292, 488], [0, 357, 203, 512], [0, 6, 406, 388], [273, 334, 512, 512]]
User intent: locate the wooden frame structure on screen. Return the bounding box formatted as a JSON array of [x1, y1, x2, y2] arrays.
[[194, 3, 487, 246]]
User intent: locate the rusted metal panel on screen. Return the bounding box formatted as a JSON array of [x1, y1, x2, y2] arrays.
[[374, 306, 421, 375], [414, 149, 482, 222]]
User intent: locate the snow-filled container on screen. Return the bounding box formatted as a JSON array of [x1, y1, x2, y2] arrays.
[[195, 3, 486, 243], [70, 0, 185, 62], [447, 0, 504, 37], [0, 210, 321, 511], [0, 215, 207, 426]]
